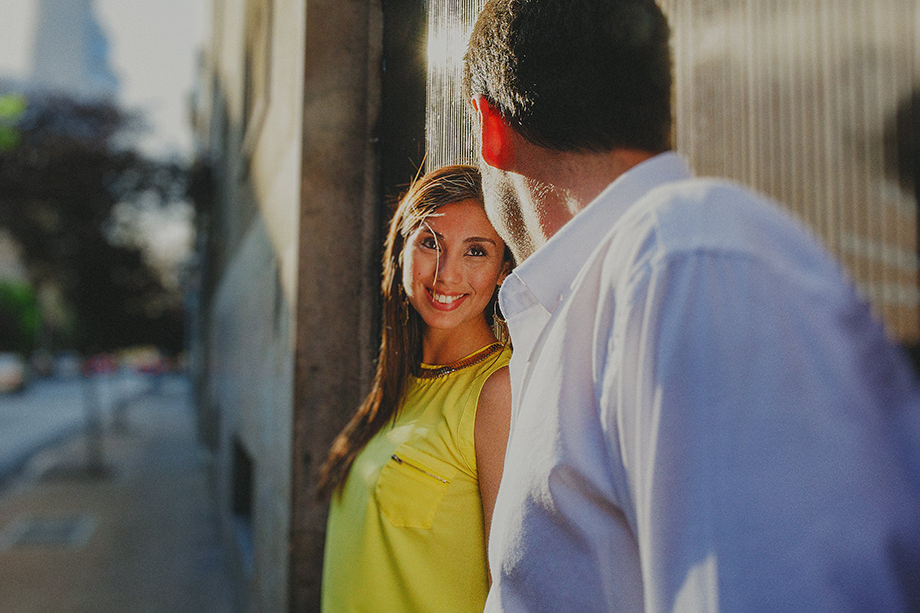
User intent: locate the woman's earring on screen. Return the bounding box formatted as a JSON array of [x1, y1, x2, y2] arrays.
[[492, 293, 509, 345]]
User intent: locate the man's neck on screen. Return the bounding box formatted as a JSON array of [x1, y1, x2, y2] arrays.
[[534, 149, 655, 220], [520, 147, 657, 247]]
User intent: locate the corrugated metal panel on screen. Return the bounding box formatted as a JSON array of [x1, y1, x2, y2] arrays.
[[660, 0, 919, 341], [425, 0, 485, 170], [427, 0, 919, 341]]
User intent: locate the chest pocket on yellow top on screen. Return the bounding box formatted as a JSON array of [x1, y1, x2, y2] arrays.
[[375, 444, 457, 529]]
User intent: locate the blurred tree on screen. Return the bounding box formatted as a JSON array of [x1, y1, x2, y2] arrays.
[[0, 281, 39, 352], [0, 92, 188, 353]]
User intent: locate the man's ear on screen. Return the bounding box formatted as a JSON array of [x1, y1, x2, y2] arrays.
[[472, 95, 515, 170], [497, 257, 512, 286]]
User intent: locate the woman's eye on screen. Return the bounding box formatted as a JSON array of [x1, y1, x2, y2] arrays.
[[467, 245, 487, 257], [420, 236, 439, 250]]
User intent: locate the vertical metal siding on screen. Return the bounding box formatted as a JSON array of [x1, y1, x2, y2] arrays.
[[426, 1, 919, 341], [660, 0, 918, 341], [425, 0, 484, 170]]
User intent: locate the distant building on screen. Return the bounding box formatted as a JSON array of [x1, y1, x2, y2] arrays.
[[30, 0, 118, 100]]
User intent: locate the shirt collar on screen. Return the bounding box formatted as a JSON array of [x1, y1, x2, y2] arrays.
[[502, 152, 692, 315]]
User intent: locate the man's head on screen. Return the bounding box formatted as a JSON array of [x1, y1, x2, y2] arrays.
[[463, 0, 673, 260], [462, 0, 673, 155]]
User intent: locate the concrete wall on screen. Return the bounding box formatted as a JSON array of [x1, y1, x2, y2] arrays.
[[192, 0, 425, 610], [288, 0, 384, 608]]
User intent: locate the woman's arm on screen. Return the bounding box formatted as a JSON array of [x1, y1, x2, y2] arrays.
[[475, 366, 512, 545]]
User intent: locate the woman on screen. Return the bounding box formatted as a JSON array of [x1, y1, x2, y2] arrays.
[[318, 164, 513, 612]]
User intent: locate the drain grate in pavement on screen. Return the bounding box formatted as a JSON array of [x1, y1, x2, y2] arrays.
[[0, 514, 98, 550], [39, 463, 114, 483]]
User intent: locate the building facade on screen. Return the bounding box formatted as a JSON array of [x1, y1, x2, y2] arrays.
[[192, 1, 424, 610], [192, 1, 918, 610]]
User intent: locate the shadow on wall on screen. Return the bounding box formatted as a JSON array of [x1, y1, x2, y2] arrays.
[[885, 88, 920, 369], [885, 89, 919, 207]]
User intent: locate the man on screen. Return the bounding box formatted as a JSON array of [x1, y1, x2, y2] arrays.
[[462, 0, 920, 610]]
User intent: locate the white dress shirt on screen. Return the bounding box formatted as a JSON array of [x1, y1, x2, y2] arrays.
[[486, 153, 920, 612]]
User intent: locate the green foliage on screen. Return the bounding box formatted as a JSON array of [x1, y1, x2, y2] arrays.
[[0, 281, 38, 352], [0, 93, 26, 152]]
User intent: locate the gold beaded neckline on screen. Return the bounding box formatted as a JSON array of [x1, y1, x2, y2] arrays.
[[417, 342, 504, 379]]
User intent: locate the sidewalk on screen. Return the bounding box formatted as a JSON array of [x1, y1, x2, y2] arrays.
[[0, 375, 235, 613]]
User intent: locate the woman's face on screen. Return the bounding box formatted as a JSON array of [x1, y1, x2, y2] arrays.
[[402, 198, 508, 337]]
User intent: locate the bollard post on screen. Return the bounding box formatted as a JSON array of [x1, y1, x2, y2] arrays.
[[81, 364, 106, 475]]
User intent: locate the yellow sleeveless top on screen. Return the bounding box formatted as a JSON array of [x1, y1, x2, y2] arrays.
[[322, 344, 511, 612]]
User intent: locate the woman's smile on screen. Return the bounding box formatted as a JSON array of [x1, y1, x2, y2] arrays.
[[427, 288, 468, 310]]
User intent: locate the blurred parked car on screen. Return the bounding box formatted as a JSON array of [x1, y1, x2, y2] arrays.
[[0, 352, 28, 393], [122, 346, 165, 375], [84, 353, 119, 375]]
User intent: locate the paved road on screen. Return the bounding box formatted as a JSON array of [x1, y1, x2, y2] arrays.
[[0, 372, 152, 487]]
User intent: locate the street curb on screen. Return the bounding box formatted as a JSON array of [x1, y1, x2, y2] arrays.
[[0, 382, 156, 492]]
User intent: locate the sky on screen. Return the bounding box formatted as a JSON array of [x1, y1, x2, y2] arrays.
[[0, 0, 208, 158]]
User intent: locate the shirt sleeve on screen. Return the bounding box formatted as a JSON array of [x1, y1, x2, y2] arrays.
[[604, 248, 920, 611]]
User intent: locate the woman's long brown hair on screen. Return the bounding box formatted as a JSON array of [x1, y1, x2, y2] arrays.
[[316, 164, 509, 499]]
